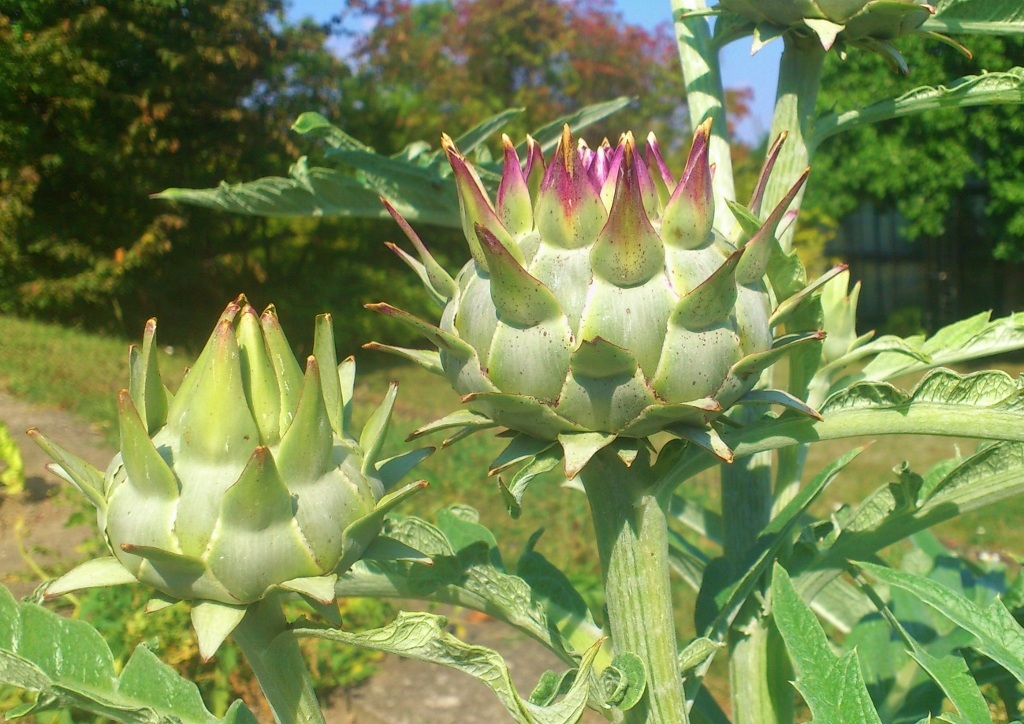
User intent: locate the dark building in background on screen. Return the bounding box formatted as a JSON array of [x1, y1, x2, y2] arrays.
[[828, 177, 1024, 335]]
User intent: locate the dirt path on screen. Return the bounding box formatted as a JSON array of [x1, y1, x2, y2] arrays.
[[0, 393, 602, 723]]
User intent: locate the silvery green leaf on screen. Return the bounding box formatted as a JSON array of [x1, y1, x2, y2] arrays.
[[855, 578, 992, 724], [838, 311, 1024, 390], [293, 611, 603, 724], [154, 158, 435, 221], [452, 108, 525, 159], [0, 584, 256, 723], [677, 637, 721, 673], [516, 97, 632, 157], [795, 442, 1024, 603], [659, 369, 1024, 492], [291, 112, 372, 151], [924, 0, 1024, 35], [859, 561, 1024, 685], [814, 69, 1024, 146], [337, 509, 606, 670], [597, 653, 646, 712], [499, 448, 561, 519], [808, 576, 875, 634], [667, 493, 723, 545], [700, 447, 864, 635], [772, 565, 883, 724]]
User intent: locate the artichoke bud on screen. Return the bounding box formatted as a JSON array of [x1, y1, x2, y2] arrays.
[[371, 123, 828, 476], [33, 296, 430, 658], [718, 0, 935, 63], [820, 268, 872, 363]]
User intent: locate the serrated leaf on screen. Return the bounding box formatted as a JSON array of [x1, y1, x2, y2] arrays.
[[853, 311, 1024, 386], [291, 112, 372, 151], [815, 70, 1024, 146], [859, 562, 1024, 685], [772, 565, 883, 724], [452, 108, 524, 157], [700, 448, 864, 635], [517, 531, 601, 656], [859, 581, 992, 724], [515, 97, 631, 157], [336, 510, 611, 693], [294, 611, 603, 724], [499, 448, 561, 519], [795, 442, 1024, 608], [924, 0, 1024, 35], [155, 158, 436, 221], [0, 584, 256, 723], [659, 369, 1024, 492]]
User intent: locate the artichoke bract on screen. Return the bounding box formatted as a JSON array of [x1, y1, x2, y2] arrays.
[[717, 0, 934, 60], [368, 123, 824, 477], [31, 296, 429, 658]]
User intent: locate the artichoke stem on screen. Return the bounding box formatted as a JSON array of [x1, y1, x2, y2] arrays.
[[581, 447, 689, 724], [721, 403, 791, 724], [231, 595, 326, 724], [761, 33, 826, 251]]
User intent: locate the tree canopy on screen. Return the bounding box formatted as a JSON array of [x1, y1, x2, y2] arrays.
[[0, 0, 704, 348], [806, 33, 1024, 262]]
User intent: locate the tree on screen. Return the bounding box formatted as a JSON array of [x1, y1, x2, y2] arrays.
[[0, 0, 350, 339], [805, 34, 1024, 262], [337, 0, 692, 156]]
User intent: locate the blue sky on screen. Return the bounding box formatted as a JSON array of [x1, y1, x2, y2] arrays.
[[285, 0, 781, 144]]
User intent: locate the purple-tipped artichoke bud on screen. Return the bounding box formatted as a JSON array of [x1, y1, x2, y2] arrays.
[[371, 125, 825, 474], [31, 296, 429, 658], [719, 0, 934, 56]]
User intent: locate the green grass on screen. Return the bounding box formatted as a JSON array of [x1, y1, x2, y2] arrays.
[[4, 312, 1024, 715], [0, 315, 193, 444]]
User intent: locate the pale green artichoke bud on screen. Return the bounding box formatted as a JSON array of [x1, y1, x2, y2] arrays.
[[820, 268, 867, 365], [369, 124, 824, 476], [717, 0, 934, 64], [31, 296, 429, 658]]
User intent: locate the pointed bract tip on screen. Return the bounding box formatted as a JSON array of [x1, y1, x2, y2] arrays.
[[304, 354, 320, 375], [560, 124, 574, 171], [440, 133, 461, 160], [501, 133, 513, 148], [379, 196, 402, 219], [144, 317, 157, 334], [696, 117, 713, 139], [260, 304, 279, 320]]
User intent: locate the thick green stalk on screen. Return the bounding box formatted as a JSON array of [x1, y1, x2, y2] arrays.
[[581, 448, 688, 724], [671, 0, 737, 236], [720, 425, 781, 724], [721, 36, 826, 724], [728, 613, 795, 724], [231, 595, 326, 724], [760, 35, 826, 252]]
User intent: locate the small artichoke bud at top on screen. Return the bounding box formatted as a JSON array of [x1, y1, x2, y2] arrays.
[[820, 268, 870, 364], [31, 296, 429, 658], [369, 124, 825, 475], [718, 0, 934, 60]]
